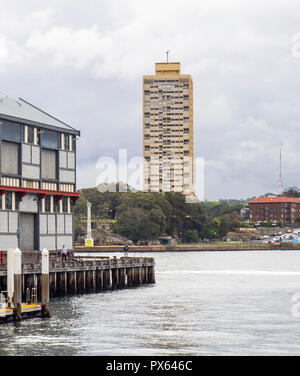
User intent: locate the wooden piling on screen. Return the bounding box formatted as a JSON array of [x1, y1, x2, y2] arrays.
[[57, 271, 67, 296], [133, 267, 140, 286], [103, 270, 110, 290], [13, 249, 22, 321], [92, 270, 96, 292], [67, 272, 75, 294], [49, 273, 56, 298], [126, 267, 133, 287], [141, 267, 145, 284], [41, 249, 50, 318], [111, 269, 117, 290], [86, 270, 94, 293], [96, 269, 104, 292], [77, 271, 84, 294], [119, 268, 125, 289], [148, 265, 156, 284]]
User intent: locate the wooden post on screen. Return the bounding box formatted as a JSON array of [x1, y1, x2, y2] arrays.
[[58, 271, 67, 296], [100, 270, 104, 291], [103, 270, 110, 290], [54, 272, 57, 296], [126, 268, 131, 287], [81, 271, 85, 293], [129, 267, 134, 287], [74, 271, 77, 294], [92, 269, 96, 292], [83, 270, 86, 292], [7, 248, 15, 308], [119, 268, 125, 289], [13, 248, 22, 321], [112, 269, 117, 290], [85, 270, 93, 293], [77, 271, 83, 294], [49, 273, 55, 298], [96, 269, 103, 292], [65, 272, 68, 295], [116, 268, 120, 288], [102, 270, 107, 290], [41, 248, 50, 318], [57, 272, 64, 296], [149, 265, 156, 284], [22, 274, 25, 298], [68, 272, 76, 295], [141, 267, 145, 283], [134, 267, 140, 286]]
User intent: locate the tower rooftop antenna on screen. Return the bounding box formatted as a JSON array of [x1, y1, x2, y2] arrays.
[[166, 50, 170, 63]]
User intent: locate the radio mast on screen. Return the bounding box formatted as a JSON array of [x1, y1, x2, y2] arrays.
[[166, 50, 170, 63], [278, 147, 284, 195]]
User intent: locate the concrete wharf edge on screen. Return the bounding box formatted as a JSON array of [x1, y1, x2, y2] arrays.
[[73, 244, 300, 252]]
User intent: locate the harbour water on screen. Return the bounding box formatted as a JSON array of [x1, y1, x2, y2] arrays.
[[1, 250, 300, 356]]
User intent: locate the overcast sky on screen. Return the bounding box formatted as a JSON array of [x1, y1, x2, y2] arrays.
[[1, 0, 300, 200]]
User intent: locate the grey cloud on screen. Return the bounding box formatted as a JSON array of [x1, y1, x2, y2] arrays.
[[1, 0, 300, 199]]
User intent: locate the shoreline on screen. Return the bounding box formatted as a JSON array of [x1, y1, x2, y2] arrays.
[[74, 244, 300, 253]]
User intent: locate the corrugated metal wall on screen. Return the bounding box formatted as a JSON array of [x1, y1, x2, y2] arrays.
[[67, 152, 75, 169], [41, 149, 56, 180], [2, 141, 18, 174], [57, 214, 65, 234], [22, 164, 40, 180], [40, 236, 56, 251], [8, 212, 18, 233], [59, 150, 67, 168], [65, 214, 73, 234], [39, 214, 47, 234], [38, 213, 73, 250], [22, 144, 31, 163], [59, 169, 75, 183], [22, 144, 40, 165], [0, 234, 18, 249], [0, 212, 8, 232], [32, 146, 40, 164], [47, 214, 56, 234]]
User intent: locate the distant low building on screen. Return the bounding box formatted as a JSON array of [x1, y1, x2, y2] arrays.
[[248, 196, 300, 226], [0, 96, 80, 251]]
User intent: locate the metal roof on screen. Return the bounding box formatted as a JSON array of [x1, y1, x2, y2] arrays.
[[0, 96, 79, 134]]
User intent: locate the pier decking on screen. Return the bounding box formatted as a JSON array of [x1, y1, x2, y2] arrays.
[[0, 250, 155, 322]]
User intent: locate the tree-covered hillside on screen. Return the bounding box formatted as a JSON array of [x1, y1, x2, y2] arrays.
[[74, 186, 245, 244]]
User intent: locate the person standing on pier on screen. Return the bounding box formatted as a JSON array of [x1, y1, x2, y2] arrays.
[[124, 244, 129, 258], [61, 245, 68, 262]]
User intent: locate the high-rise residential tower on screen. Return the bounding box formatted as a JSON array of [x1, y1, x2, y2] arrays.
[[143, 62, 194, 195]]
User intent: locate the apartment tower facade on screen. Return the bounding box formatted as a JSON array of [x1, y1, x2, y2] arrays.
[[143, 62, 194, 195]]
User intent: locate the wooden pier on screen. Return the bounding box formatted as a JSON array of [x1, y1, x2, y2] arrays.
[[0, 250, 155, 322]]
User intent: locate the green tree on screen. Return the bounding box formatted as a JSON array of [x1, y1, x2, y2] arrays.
[[114, 192, 167, 243], [74, 196, 88, 218], [184, 229, 199, 243]]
